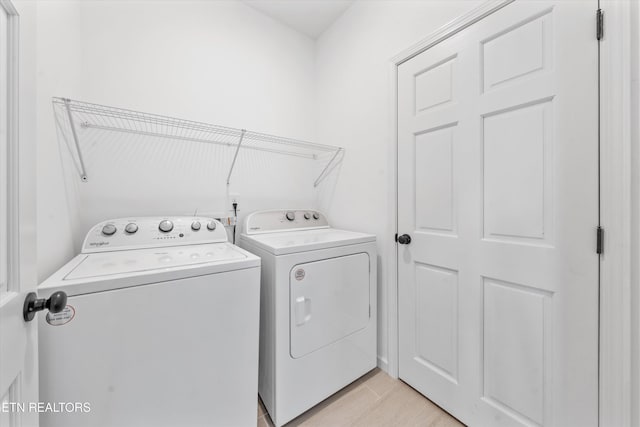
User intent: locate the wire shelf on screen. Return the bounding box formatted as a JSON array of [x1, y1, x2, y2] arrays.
[[52, 97, 343, 187]]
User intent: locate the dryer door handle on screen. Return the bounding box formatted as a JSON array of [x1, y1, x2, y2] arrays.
[[294, 297, 312, 326]]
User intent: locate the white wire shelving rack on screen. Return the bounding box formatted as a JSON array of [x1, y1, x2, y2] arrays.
[[52, 97, 344, 187]]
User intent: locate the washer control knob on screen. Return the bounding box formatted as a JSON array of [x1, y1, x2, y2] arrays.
[[191, 221, 201, 231], [124, 223, 138, 234], [285, 211, 296, 221], [206, 221, 217, 231], [312, 212, 320, 220], [303, 212, 311, 220], [158, 220, 174, 233], [102, 224, 117, 236]]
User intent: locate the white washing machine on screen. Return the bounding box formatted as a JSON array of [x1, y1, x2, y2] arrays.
[[238, 209, 377, 426], [38, 217, 260, 427]]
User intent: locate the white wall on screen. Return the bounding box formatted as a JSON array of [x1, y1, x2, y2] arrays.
[[33, 0, 318, 281], [33, 0, 84, 284], [22, 0, 640, 405], [25, 0, 640, 395], [32, 0, 486, 372], [631, 2, 639, 425], [314, 0, 483, 370]]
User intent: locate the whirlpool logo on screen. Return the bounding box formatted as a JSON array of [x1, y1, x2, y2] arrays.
[[89, 241, 110, 247]]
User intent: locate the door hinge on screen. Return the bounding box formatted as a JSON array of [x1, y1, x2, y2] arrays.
[[597, 226, 604, 254], [596, 9, 604, 41]]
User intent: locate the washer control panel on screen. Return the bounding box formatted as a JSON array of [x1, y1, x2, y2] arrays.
[[244, 210, 329, 235], [83, 217, 227, 253]]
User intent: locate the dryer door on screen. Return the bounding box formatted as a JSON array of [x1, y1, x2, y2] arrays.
[[290, 253, 370, 358]]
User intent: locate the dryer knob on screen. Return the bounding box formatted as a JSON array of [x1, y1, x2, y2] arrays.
[[303, 213, 311, 220], [191, 221, 201, 231], [312, 212, 320, 220], [207, 221, 217, 231], [158, 220, 174, 233], [285, 211, 296, 221], [102, 224, 117, 236]]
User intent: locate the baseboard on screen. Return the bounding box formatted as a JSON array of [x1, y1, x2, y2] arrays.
[[377, 355, 390, 375]]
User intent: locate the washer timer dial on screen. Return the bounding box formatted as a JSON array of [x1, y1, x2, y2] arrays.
[[158, 220, 174, 233], [101, 224, 117, 236], [124, 223, 138, 234]]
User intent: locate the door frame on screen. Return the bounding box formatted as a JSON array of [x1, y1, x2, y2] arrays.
[[598, 1, 635, 426], [387, 1, 635, 426]]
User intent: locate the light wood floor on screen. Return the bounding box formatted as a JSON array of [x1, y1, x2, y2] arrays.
[[257, 368, 464, 427]]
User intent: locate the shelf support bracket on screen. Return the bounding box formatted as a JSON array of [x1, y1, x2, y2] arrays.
[[226, 129, 246, 186], [314, 148, 343, 188], [63, 98, 88, 182]]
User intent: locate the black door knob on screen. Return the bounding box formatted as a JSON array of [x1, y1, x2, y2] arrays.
[[23, 291, 68, 322], [397, 234, 412, 245]]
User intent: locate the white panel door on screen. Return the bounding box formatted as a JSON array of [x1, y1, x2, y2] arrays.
[[0, 3, 39, 427], [398, 1, 599, 426]]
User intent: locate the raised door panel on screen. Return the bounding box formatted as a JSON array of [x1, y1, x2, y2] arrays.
[[483, 278, 551, 426], [415, 126, 456, 234], [0, 379, 19, 427], [415, 56, 457, 113], [481, 10, 553, 92], [415, 264, 459, 383], [483, 100, 553, 245]]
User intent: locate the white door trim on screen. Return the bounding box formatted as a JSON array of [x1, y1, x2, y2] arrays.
[[598, 1, 634, 426], [387, 1, 634, 425], [0, 0, 20, 292], [389, 0, 514, 66]]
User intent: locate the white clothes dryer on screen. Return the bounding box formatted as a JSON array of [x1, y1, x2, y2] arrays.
[[38, 217, 260, 427], [238, 209, 377, 426]]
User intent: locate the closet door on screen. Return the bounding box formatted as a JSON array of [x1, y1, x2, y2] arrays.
[[397, 2, 599, 426], [0, 3, 40, 427]]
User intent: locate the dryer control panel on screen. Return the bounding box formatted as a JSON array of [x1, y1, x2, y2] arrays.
[[243, 210, 329, 235], [82, 217, 227, 253]]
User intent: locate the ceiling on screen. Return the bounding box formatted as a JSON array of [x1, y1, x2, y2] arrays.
[[243, 0, 354, 39]]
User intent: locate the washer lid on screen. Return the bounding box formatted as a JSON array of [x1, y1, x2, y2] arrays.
[[240, 228, 375, 255], [66, 243, 247, 280], [39, 242, 260, 296]]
